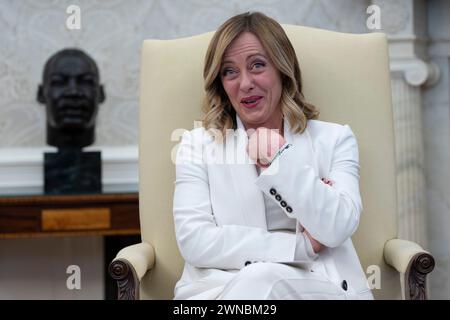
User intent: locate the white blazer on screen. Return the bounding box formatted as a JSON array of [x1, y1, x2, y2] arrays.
[[173, 115, 372, 299]]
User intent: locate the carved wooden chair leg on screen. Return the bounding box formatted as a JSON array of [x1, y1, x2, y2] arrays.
[[109, 258, 140, 300], [405, 252, 435, 300]]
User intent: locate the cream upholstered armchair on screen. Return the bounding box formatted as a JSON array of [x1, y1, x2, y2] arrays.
[[109, 25, 435, 300]]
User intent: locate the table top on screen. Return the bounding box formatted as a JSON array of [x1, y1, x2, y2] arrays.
[[0, 184, 140, 238]]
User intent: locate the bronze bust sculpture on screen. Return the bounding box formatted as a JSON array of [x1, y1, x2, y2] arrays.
[[37, 49, 105, 194], [37, 48, 105, 148]]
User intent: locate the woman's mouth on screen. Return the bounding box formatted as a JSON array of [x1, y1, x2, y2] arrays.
[[240, 96, 263, 109]]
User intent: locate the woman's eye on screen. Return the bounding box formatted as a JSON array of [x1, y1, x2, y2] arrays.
[[222, 68, 235, 76], [251, 61, 266, 70]]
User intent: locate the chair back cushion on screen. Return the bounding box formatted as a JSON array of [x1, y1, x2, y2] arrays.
[[139, 25, 399, 299]]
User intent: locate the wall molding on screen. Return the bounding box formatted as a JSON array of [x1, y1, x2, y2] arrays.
[[0, 145, 138, 190], [390, 58, 440, 87]]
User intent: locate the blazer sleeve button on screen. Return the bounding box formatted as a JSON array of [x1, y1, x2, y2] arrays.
[[275, 194, 282, 201], [341, 280, 348, 291], [280, 200, 287, 207], [286, 206, 293, 213], [269, 188, 277, 195]]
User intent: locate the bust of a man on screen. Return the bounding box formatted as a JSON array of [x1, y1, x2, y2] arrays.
[[37, 49, 105, 148]]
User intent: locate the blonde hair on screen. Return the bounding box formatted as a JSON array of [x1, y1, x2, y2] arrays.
[[202, 11, 319, 138]]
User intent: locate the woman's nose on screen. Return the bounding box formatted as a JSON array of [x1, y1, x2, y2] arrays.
[[239, 71, 254, 91]]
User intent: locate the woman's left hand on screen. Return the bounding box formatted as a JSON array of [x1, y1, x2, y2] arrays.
[[247, 127, 285, 170], [303, 229, 325, 253]]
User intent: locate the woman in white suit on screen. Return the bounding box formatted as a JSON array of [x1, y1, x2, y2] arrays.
[[173, 11, 373, 300]]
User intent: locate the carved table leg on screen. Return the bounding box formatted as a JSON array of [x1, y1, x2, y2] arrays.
[[109, 258, 139, 300], [405, 252, 435, 300]]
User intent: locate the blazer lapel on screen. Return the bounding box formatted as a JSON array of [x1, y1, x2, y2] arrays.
[[284, 119, 317, 174], [225, 116, 267, 229], [283, 118, 318, 233]]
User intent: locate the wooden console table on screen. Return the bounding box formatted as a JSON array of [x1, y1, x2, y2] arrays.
[[0, 187, 141, 299], [0, 189, 140, 238]]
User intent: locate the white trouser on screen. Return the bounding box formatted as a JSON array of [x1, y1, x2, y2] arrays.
[[217, 262, 348, 300]]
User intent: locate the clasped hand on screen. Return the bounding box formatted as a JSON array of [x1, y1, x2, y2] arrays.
[[246, 127, 285, 170]]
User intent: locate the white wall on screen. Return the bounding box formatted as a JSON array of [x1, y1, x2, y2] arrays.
[[425, 0, 450, 300], [0, 237, 104, 299]]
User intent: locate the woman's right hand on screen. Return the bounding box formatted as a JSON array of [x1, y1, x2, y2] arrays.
[[247, 127, 285, 169]]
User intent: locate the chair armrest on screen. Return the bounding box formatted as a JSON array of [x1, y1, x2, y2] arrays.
[[384, 239, 435, 300], [108, 242, 155, 300]]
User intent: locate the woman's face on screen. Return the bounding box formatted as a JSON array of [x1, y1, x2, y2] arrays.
[[220, 32, 283, 131]]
